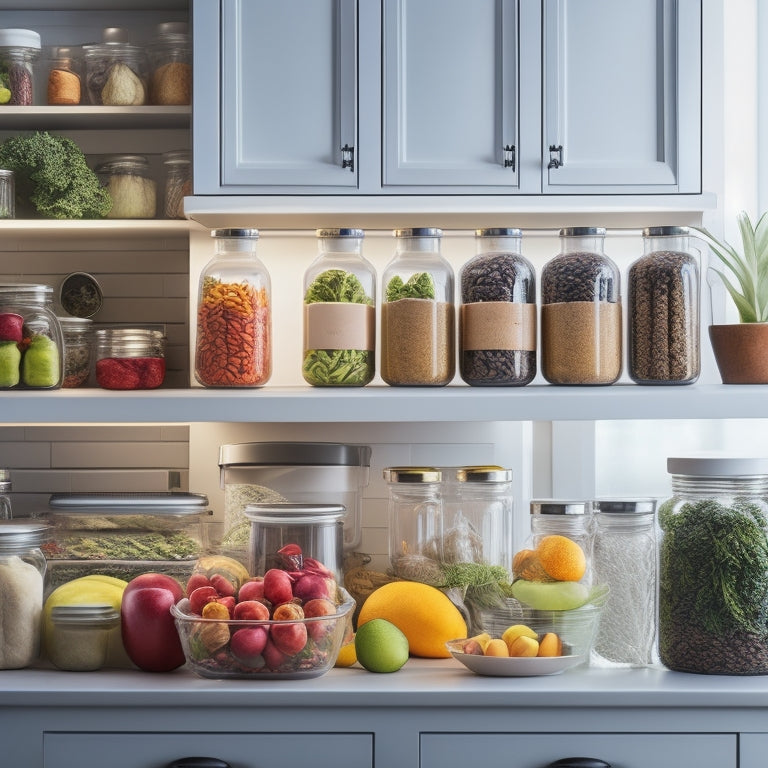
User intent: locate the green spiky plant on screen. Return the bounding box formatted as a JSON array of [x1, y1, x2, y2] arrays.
[[697, 211, 768, 323]]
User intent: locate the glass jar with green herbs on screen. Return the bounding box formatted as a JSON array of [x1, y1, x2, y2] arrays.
[[302, 228, 375, 386], [381, 228, 455, 386], [659, 456, 768, 675]]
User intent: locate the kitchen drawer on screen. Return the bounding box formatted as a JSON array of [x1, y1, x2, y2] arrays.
[[44, 732, 372, 768], [420, 732, 736, 768]]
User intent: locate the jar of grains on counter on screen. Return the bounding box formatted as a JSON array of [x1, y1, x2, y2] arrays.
[[95, 154, 157, 219], [380, 228, 455, 386], [541, 227, 622, 385]]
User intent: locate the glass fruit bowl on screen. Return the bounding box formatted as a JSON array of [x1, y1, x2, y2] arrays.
[[446, 599, 604, 677], [172, 587, 355, 680]]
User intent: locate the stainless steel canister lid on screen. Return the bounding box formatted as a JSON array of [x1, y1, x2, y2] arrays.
[[530, 499, 590, 515], [219, 442, 371, 468]]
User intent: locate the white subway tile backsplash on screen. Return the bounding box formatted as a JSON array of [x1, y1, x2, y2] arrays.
[[51, 442, 188, 469]]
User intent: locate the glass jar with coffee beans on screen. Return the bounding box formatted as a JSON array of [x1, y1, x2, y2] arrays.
[[541, 227, 622, 385], [628, 226, 700, 385], [459, 228, 536, 386]]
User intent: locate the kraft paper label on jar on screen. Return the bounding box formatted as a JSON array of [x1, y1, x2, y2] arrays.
[[460, 302, 536, 351], [304, 303, 375, 350]]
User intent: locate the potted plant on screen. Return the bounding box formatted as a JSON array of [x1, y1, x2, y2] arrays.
[[697, 210, 768, 383]]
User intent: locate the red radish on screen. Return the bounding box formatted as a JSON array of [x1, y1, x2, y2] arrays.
[[303, 597, 337, 640], [238, 578, 265, 602], [263, 568, 294, 605], [293, 573, 334, 603], [263, 638, 289, 670], [217, 595, 236, 616], [233, 600, 270, 621], [230, 626, 268, 667], [270, 620, 308, 656], [185, 573, 212, 594], [209, 573, 236, 596], [189, 585, 220, 615]]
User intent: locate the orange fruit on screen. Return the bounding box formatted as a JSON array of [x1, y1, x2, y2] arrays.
[[508, 635, 539, 657], [357, 581, 467, 658], [537, 632, 563, 657], [484, 639, 510, 657], [535, 535, 587, 582]]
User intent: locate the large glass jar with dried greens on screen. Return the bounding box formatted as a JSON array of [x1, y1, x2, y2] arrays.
[[628, 226, 700, 385], [459, 228, 536, 386], [381, 228, 455, 386], [659, 457, 768, 675], [541, 227, 622, 385], [302, 228, 375, 387], [194, 228, 272, 388]]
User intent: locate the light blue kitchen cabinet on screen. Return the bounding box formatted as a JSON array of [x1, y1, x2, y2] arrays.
[[194, 0, 358, 193], [193, 0, 702, 198], [542, 0, 701, 194]]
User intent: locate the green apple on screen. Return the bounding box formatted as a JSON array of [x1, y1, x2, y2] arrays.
[[0, 340, 21, 387]]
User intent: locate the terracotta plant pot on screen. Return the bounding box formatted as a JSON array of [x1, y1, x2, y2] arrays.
[[709, 323, 768, 383]]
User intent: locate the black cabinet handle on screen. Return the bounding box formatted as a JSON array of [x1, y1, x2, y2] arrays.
[[546, 759, 611, 768], [165, 759, 231, 768]]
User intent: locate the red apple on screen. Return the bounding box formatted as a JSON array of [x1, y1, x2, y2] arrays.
[[189, 585, 220, 615], [233, 600, 270, 621], [123, 572, 184, 602], [237, 578, 265, 602], [0, 313, 23, 343], [303, 597, 337, 640], [230, 626, 268, 667], [270, 620, 308, 656], [263, 568, 294, 606], [185, 573, 212, 594], [120, 586, 185, 672]]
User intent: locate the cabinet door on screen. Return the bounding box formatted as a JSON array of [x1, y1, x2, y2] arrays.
[[382, 0, 529, 191], [542, 0, 701, 194], [214, 0, 358, 192]]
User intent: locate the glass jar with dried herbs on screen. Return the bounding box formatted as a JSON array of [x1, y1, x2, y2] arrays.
[[381, 228, 455, 386], [659, 456, 768, 675], [302, 228, 375, 387], [459, 228, 536, 386]]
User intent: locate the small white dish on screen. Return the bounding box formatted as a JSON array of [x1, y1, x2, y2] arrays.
[[446, 643, 586, 677]]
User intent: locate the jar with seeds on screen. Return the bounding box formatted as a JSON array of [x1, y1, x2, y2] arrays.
[[628, 226, 700, 384], [380, 228, 455, 386], [459, 228, 536, 386], [541, 227, 622, 385]]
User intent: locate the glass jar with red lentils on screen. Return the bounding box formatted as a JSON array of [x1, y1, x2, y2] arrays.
[[194, 228, 272, 388], [94, 326, 165, 390]]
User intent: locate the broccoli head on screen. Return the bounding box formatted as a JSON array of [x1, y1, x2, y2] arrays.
[[0, 131, 111, 219]]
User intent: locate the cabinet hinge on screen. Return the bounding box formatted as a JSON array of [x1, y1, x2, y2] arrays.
[[341, 144, 355, 172], [503, 144, 516, 171]]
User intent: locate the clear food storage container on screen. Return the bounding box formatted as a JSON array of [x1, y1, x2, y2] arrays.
[[0, 283, 63, 390], [302, 228, 376, 387], [659, 456, 768, 674], [147, 29, 191, 105], [47, 603, 120, 671], [58, 316, 92, 388], [95, 154, 157, 219], [46, 45, 82, 105], [94, 325, 166, 390], [43, 492, 211, 594], [0, 28, 41, 106], [83, 41, 148, 105], [218, 442, 371, 557]]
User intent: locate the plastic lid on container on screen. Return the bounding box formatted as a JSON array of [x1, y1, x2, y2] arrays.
[[244, 502, 346, 525], [0, 520, 49, 549], [316, 228, 364, 239], [475, 228, 522, 238], [48, 491, 210, 516], [530, 499, 590, 515], [51, 603, 120, 625], [667, 456, 768, 477], [383, 467, 442, 483], [592, 498, 657, 514], [455, 466, 513, 483], [219, 442, 372, 469], [0, 29, 42, 49]]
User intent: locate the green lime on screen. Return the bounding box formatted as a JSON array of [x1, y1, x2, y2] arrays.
[[354, 618, 409, 673], [0, 87, 11, 105]]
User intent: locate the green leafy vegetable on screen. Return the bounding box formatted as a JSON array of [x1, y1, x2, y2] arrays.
[[302, 349, 372, 386], [304, 269, 373, 305], [386, 272, 435, 301], [0, 131, 112, 219]]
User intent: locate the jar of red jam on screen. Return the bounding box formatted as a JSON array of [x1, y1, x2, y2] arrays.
[[94, 326, 165, 390]]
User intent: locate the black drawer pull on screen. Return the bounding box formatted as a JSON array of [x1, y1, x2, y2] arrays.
[[546, 759, 611, 768], [165, 759, 231, 768]]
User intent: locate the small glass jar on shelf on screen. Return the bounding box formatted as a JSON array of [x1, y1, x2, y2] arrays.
[[0, 169, 14, 219], [302, 228, 376, 387], [459, 228, 536, 386], [82, 41, 148, 106], [58, 316, 93, 388], [46, 45, 82, 105], [381, 228, 455, 386], [541, 227, 622, 385], [94, 326, 166, 390], [0, 28, 41, 106], [95, 155, 157, 219], [195, 228, 272, 388], [162, 150, 191, 219], [147, 28, 191, 105]]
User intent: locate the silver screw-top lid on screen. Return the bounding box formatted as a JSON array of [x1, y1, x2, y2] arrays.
[[530, 499, 590, 515]]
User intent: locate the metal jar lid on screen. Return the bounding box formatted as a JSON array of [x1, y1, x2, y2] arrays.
[[59, 272, 103, 318], [592, 498, 657, 514], [48, 491, 210, 516], [559, 227, 607, 238], [667, 456, 768, 477], [211, 228, 259, 239], [0, 520, 49, 550], [50, 603, 120, 626], [316, 228, 364, 239], [219, 442, 371, 468], [642, 226, 690, 238], [383, 467, 442, 483], [530, 499, 590, 515], [244, 502, 346, 525], [475, 228, 522, 238], [455, 466, 513, 483], [393, 228, 442, 238]]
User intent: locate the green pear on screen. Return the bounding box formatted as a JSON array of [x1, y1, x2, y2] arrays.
[[511, 578, 590, 611], [22, 334, 60, 388], [0, 341, 21, 387]]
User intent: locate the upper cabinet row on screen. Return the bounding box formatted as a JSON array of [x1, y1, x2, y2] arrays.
[[192, 0, 702, 197]]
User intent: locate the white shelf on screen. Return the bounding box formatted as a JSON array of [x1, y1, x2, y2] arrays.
[[0, 384, 763, 424], [0, 106, 191, 132]]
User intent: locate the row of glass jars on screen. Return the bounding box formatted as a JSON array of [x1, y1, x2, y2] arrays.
[[0, 23, 190, 107], [194, 225, 700, 389]]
